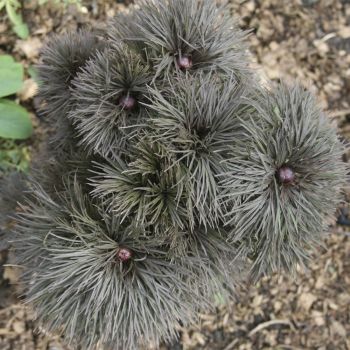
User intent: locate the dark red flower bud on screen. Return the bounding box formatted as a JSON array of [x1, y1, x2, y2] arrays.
[[277, 166, 295, 184], [119, 95, 137, 111], [176, 55, 193, 70], [117, 247, 133, 262]]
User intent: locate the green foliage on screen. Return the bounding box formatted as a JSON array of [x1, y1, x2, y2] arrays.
[[5, 0, 347, 349], [0, 0, 77, 39], [0, 55, 32, 176], [0, 55, 33, 140], [0, 55, 23, 98], [0, 0, 29, 39], [0, 99, 33, 139], [27, 65, 39, 83], [0, 172, 27, 250], [0, 139, 30, 175], [37, 0, 82, 7]]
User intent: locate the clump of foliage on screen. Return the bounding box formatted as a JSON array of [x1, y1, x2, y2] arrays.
[[0, 171, 26, 249], [0, 54, 32, 255], [3, 0, 346, 349], [0, 0, 28, 39], [38, 0, 82, 6], [0, 55, 33, 141], [0, 55, 32, 179], [0, 139, 30, 175], [0, 0, 82, 39]]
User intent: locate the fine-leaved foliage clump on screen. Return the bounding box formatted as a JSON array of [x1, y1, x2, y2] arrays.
[[1, 0, 347, 349]]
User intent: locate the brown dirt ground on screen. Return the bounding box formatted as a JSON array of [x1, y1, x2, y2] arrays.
[[0, 0, 350, 349]]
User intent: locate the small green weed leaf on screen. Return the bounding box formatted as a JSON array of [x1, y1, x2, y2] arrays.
[[0, 55, 24, 97], [0, 139, 31, 174], [13, 22, 29, 39], [214, 293, 226, 306], [5, 1, 29, 39], [0, 99, 32, 139], [27, 66, 39, 83]]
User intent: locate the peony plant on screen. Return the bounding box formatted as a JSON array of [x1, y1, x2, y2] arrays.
[[1, 0, 346, 349]]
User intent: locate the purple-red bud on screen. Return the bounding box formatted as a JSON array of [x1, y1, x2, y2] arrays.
[[117, 247, 133, 262], [119, 95, 137, 111], [277, 166, 295, 184], [176, 55, 193, 70]]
